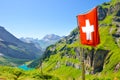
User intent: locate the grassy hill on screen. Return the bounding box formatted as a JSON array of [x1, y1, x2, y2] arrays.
[[0, 66, 59, 80], [31, 0, 120, 79], [0, 56, 30, 66]]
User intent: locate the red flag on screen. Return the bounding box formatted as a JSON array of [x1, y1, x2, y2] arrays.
[[77, 7, 100, 46]]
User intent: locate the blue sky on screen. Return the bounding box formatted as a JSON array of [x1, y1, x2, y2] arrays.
[[0, 0, 110, 39]]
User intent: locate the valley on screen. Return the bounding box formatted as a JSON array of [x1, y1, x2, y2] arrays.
[[0, 0, 120, 80]]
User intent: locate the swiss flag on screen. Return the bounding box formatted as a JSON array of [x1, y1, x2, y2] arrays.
[[77, 7, 100, 46]]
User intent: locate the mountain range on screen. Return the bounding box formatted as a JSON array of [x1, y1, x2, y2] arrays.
[[20, 34, 63, 50], [0, 26, 43, 66]]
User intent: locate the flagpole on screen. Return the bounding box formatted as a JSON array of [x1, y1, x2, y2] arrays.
[[77, 17, 85, 80], [81, 47, 85, 80]]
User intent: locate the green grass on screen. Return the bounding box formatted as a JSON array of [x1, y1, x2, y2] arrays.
[[50, 65, 81, 80], [103, 49, 120, 72], [86, 71, 120, 80], [8, 45, 19, 51], [99, 14, 113, 25], [97, 26, 118, 50], [0, 66, 60, 80], [110, 0, 119, 6], [0, 42, 7, 48], [1, 65, 120, 80], [0, 56, 30, 66]]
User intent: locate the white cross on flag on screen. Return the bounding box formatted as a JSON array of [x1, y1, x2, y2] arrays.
[[77, 7, 100, 46]]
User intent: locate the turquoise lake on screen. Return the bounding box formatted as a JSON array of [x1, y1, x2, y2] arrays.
[[18, 64, 33, 70]]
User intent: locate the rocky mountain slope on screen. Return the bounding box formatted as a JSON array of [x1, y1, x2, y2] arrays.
[[42, 34, 61, 41], [29, 0, 120, 79], [20, 34, 62, 50], [0, 26, 43, 66]]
